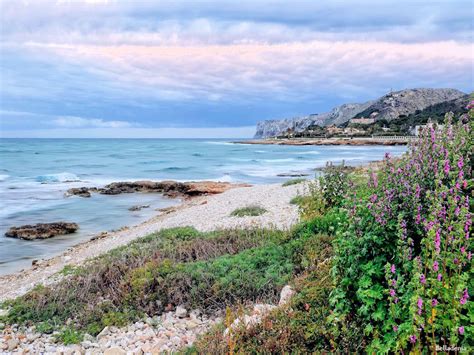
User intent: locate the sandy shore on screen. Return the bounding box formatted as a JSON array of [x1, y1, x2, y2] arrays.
[[0, 182, 307, 302]]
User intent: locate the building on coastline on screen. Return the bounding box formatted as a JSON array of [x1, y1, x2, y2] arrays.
[[326, 125, 343, 135], [412, 121, 445, 136]]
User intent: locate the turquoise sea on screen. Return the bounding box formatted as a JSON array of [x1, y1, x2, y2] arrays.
[[0, 139, 406, 274]]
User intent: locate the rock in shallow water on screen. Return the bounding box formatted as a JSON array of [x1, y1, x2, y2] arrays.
[[5, 222, 79, 240]]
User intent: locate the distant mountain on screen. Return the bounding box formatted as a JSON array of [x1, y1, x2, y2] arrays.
[[254, 88, 467, 138]]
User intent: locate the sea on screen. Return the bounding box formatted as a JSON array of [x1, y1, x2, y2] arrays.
[[0, 138, 406, 275]]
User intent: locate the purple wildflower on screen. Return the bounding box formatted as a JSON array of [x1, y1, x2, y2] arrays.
[[390, 264, 396, 274], [460, 288, 469, 305], [409, 335, 417, 344], [459, 326, 465, 335], [417, 297, 423, 315], [444, 160, 450, 175], [433, 261, 439, 271], [389, 289, 396, 297], [432, 298, 438, 307], [435, 229, 441, 253], [420, 274, 426, 284]]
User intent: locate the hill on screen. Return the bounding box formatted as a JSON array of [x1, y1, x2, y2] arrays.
[[254, 88, 467, 138]]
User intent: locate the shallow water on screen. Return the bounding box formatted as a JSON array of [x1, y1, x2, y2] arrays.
[[0, 138, 406, 274]]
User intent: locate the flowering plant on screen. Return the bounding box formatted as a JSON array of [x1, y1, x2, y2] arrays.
[[330, 106, 473, 352]]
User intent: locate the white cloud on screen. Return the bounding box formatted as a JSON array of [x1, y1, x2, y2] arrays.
[[33, 40, 472, 103], [0, 126, 256, 138], [52, 116, 135, 128]]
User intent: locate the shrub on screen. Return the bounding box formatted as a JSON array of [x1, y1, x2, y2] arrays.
[[230, 206, 267, 217], [319, 161, 350, 208], [330, 112, 473, 352], [290, 195, 305, 205], [282, 178, 306, 187], [191, 233, 343, 353], [3, 227, 285, 334], [55, 327, 83, 345]]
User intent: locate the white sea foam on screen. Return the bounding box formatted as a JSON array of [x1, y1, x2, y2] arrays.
[[203, 141, 234, 145], [35, 172, 81, 183], [0, 175, 9, 182]]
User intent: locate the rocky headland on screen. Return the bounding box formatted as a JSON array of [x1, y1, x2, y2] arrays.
[[254, 88, 467, 138]]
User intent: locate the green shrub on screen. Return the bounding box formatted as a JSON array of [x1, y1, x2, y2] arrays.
[[191, 233, 344, 353], [55, 327, 83, 345], [282, 178, 306, 186], [330, 113, 473, 352], [290, 195, 305, 206], [319, 161, 350, 207], [2, 227, 285, 334], [230, 206, 267, 217]]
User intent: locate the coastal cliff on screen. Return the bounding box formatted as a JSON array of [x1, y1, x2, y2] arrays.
[[254, 88, 467, 138]]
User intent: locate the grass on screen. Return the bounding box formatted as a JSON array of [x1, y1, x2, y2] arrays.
[[189, 233, 342, 353], [230, 205, 267, 217], [1, 226, 300, 338], [282, 178, 306, 187], [290, 195, 305, 206]]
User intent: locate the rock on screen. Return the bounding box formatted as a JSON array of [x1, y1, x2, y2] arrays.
[[276, 173, 309, 177], [104, 347, 126, 355], [279, 285, 296, 306], [175, 305, 188, 318], [128, 205, 150, 211], [66, 180, 248, 200], [65, 187, 92, 198], [253, 304, 276, 315], [7, 338, 19, 351], [83, 334, 95, 342], [5, 222, 79, 240], [97, 326, 110, 339]]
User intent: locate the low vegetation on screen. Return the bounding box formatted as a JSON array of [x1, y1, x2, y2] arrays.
[[191, 108, 473, 352], [230, 205, 267, 217], [2, 106, 472, 353], [281, 178, 306, 186]]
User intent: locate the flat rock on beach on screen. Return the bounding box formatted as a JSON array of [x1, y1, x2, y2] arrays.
[[4, 222, 79, 241], [0, 182, 308, 302]]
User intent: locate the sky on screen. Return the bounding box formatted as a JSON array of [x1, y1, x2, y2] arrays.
[[0, 0, 473, 138]]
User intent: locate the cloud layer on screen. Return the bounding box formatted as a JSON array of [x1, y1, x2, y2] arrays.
[[0, 0, 472, 137]]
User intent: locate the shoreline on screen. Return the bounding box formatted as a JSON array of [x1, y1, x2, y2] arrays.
[[234, 137, 412, 146], [0, 182, 306, 302]]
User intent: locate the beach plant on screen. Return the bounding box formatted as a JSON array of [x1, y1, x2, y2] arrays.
[[330, 110, 473, 352], [230, 205, 267, 217], [319, 161, 350, 208], [282, 178, 306, 187]]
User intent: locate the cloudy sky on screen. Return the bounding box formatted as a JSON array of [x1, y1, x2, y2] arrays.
[[0, 0, 473, 138]]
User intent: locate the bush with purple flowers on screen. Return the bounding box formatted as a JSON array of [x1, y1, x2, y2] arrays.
[[330, 107, 473, 352]]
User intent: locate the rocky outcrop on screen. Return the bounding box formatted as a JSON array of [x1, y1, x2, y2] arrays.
[[128, 205, 150, 211], [66, 181, 247, 199], [254, 114, 320, 139], [354, 88, 467, 122], [5, 222, 78, 240], [254, 88, 466, 138], [224, 285, 295, 337]]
